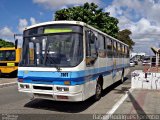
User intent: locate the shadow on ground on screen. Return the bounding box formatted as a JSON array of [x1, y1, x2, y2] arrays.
[[127, 92, 149, 120], [24, 77, 129, 113], [0, 74, 17, 78]]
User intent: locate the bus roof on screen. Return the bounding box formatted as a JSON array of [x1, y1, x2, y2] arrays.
[[25, 21, 129, 47]]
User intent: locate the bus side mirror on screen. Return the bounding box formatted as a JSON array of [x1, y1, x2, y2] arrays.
[[15, 39, 18, 49]]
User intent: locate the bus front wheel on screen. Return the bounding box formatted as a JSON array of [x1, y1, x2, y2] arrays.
[[94, 81, 102, 101]]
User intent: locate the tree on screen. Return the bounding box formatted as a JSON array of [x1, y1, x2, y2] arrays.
[[117, 29, 135, 50], [55, 2, 135, 49], [0, 39, 15, 47], [55, 2, 119, 38]]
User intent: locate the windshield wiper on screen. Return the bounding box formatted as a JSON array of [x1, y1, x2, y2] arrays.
[[46, 52, 61, 71], [43, 43, 61, 71]]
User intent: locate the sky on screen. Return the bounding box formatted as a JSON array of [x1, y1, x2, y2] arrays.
[[0, 0, 160, 55]]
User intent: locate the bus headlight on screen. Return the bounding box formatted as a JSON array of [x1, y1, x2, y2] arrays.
[[20, 84, 30, 89], [56, 87, 69, 92], [20, 84, 24, 88]]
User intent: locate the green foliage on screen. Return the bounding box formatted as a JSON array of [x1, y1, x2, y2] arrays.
[[55, 2, 119, 38], [55, 2, 135, 49], [117, 29, 135, 50], [0, 39, 15, 47]]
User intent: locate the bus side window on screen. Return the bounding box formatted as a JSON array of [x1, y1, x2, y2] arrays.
[[124, 46, 126, 58], [98, 34, 105, 50], [127, 47, 130, 58], [29, 42, 34, 64], [106, 38, 113, 58], [98, 34, 106, 58], [0, 52, 2, 59], [120, 44, 123, 58], [125, 46, 127, 58], [117, 42, 121, 57], [122, 45, 125, 58], [86, 30, 98, 66], [126, 47, 129, 58], [113, 41, 117, 57]]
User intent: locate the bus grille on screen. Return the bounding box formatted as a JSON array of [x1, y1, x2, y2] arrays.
[[33, 86, 53, 90]]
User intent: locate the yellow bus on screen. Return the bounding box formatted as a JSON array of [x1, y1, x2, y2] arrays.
[[0, 47, 21, 77]]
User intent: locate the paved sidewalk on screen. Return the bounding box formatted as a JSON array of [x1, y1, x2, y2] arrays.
[[114, 89, 160, 115], [110, 70, 160, 119]]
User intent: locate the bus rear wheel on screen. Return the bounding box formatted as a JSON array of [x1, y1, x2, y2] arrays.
[[94, 81, 102, 101], [11, 70, 18, 78]]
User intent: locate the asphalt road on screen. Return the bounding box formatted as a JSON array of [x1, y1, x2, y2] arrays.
[[0, 65, 143, 120]]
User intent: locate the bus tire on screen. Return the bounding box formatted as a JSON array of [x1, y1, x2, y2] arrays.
[[11, 70, 18, 78], [94, 80, 102, 101], [121, 69, 124, 83]]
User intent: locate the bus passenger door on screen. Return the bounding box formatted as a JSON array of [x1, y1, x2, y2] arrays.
[[85, 30, 98, 98]]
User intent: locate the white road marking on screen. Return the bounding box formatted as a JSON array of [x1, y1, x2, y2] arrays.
[[102, 89, 133, 120], [0, 82, 17, 88]]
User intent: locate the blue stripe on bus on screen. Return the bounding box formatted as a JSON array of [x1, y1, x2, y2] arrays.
[[18, 64, 129, 78], [18, 70, 113, 85], [18, 64, 129, 85]]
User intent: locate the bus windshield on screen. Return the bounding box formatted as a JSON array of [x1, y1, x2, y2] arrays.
[[0, 50, 16, 61], [20, 33, 83, 67]]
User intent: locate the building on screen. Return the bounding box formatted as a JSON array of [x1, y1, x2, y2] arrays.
[[130, 52, 146, 61], [151, 47, 160, 66]]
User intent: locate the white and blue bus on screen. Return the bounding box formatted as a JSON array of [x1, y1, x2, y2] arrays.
[[18, 21, 130, 101]]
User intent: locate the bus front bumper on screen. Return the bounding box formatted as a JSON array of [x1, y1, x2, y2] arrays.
[[0, 66, 18, 74], [18, 83, 83, 102]]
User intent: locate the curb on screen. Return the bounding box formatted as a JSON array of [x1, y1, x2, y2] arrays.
[[0, 82, 17, 88]]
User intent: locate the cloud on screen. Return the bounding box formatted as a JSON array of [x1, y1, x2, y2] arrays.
[[18, 17, 38, 33], [18, 19, 28, 33], [0, 27, 15, 43], [0, 27, 14, 38], [30, 17, 37, 25], [0, 17, 38, 44], [105, 0, 160, 55], [131, 19, 160, 39], [33, 0, 101, 9], [39, 12, 43, 16]]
